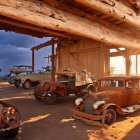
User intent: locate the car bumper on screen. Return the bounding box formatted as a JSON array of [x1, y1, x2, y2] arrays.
[[0, 123, 21, 132], [71, 109, 108, 127]]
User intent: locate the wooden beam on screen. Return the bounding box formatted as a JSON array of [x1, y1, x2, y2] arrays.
[[115, 48, 127, 58], [127, 0, 140, 9], [75, 0, 140, 29], [0, 17, 68, 38], [110, 50, 140, 57], [51, 38, 55, 81], [31, 39, 58, 51], [0, 0, 140, 49], [126, 56, 131, 75]]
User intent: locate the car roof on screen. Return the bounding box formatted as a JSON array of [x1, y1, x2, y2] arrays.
[[98, 75, 140, 81]]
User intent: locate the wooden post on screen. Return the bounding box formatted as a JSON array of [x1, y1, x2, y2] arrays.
[[51, 38, 55, 81], [105, 48, 110, 76], [126, 56, 131, 75], [57, 43, 61, 72], [32, 49, 34, 72]]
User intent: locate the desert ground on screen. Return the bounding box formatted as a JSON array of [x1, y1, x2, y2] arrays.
[[0, 79, 140, 140]]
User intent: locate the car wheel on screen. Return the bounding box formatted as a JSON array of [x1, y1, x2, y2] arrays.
[[4, 127, 19, 138], [102, 109, 116, 125], [14, 80, 20, 88], [35, 95, 42, 102], [22, 80, 31, 89], [44, 93, 57, 105]]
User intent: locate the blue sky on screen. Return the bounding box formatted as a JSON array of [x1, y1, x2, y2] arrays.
[[0, 30, 51, 76]]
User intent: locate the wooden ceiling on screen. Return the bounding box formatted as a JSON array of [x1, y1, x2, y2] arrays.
[[0, 0, 140, 49]]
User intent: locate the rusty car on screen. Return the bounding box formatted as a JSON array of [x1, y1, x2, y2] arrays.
[[0, 100, 21, 138], [34, 70, 95, 104], [72, 76, 140, 127]]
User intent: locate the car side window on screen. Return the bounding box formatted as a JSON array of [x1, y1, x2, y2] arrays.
[[135, 80, 139, 89], [101, 80, 109, 87], [126, 80, 132, 88]]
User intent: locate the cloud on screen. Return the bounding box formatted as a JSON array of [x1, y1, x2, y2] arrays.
[[0, 30, 51, 75]]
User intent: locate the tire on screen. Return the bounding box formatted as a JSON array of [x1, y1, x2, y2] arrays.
[[102, 109, 116, 125], [22, 80, 31, 89], [44, 93, 57, 105], [14, 80, 20, 88], [35, 95, 42, 102], [4, 127, 19, 138]]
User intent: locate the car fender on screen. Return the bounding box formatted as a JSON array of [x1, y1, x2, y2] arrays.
[[0, 100, 22, 120], [102, 103, 125, 115]]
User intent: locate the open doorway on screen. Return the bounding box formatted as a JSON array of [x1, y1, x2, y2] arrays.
[[110, 56, 126, 75], [130, 55, 140, 75]]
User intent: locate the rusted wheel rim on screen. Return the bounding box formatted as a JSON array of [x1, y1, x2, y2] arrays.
[[104, 109, 116, 125]]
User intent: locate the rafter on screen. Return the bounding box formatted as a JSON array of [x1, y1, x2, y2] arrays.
[[31, 39, 59, 51], [0, 0, 140, 49], [75, 0, 140, 29]]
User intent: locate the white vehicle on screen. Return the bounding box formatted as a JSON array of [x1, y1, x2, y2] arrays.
[[8, 65, 32, 74], [15, 72, 51, 89]]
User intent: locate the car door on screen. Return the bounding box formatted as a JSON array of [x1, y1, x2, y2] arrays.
[[125, 80, 138, 106], [135, 79, 140, 103]]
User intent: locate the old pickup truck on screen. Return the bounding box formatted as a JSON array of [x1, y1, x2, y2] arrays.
[[34, 70, 95, 104], [0, 101, 21, 138], [72, 76, 140, 127]]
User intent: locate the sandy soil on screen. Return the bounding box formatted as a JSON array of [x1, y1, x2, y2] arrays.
[[0, 79, 140, 140]]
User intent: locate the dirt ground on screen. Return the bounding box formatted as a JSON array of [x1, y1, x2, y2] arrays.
[[0, 79, 140, 140]]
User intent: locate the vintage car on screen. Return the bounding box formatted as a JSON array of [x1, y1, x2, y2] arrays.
[[0, 100, 21, 138], [7, 65, 32, 87], [34, 70, 95, 104], [72, 76, 140, 127], [7, 65, 51, 89], [15, 71, 51, 89]]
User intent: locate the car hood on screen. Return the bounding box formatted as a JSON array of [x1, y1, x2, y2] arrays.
[[85, 89, 123, 106]]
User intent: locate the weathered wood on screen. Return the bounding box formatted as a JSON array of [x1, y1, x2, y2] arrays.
[[110, 50, 140, 57], [75, 0, 140, 28], [0, 17, 67, 38], [51, 38, 55, 81], [126, 56, 131, 75], [31, 39, 58, 51], [0, 0, 140, 49], [127, 0, 140, 9]]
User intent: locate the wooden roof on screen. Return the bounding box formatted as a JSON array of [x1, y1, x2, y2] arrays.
[[98, 75, 140, 81], [0, 0, 140, 49]]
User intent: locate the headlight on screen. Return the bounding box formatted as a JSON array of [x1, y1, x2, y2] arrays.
[[10, 108, 16, 115], [75, 98, 83, 106], [93, 101, 105, 109]]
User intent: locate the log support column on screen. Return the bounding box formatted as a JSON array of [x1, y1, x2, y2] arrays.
[[51, 38, 55, 81], [126, 56, 131, 75]]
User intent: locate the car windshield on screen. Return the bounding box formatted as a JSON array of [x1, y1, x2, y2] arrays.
[[57, 75, 75, 82], [101, 80, 124, 88]]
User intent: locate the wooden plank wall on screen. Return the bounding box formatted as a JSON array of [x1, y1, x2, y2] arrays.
[[56, 39, 110, 79]]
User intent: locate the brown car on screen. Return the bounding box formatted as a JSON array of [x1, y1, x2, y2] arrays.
[[72, 76, 140, 127], [0, 101, 21, 138]]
